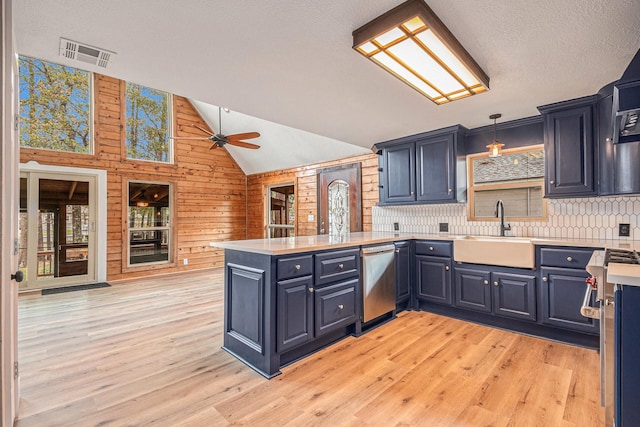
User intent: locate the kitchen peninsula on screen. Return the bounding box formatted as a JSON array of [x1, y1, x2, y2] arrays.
[[211, 232, 640, 378]]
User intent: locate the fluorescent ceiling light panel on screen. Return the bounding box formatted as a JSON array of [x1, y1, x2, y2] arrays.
[[353, 0, 489, 105]]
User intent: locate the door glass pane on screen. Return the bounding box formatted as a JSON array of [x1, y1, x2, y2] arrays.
[[128, 182, 171, 265], [38, 178, 90, 280], [18, 177, 28, 282], [328, 179, 350, 238]]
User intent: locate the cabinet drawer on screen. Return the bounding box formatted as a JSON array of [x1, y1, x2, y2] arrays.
[[315, 278, 358, 337], [315, 248, 360, 285], [277, 255, 313, 280], [415, 240, 452, 257], [539, 247, 595, 269]]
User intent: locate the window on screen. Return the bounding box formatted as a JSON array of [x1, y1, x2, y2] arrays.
[[125, 83, 172, 163], [267, 184, 295, 238], [18, 56, 92, 153], [128, 181, 172, 266], [467, 145, 546, 221]]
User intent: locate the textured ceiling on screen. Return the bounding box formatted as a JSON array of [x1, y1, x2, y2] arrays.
[[14, 0, 640, 174]]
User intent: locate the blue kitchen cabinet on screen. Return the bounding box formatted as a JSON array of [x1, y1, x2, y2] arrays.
[[376, 125, 467, 205], [277, 275, 313, 352], [538, 246, 599, 334], [538, 96, 598, 198], [615, 284, 640, 427], [416, 134, 455, 202], [379, 141, 415, 204], [454, 267, 492, 313], [454, 267, 537, 320], [394, 241, 411, 310], [415, 241, 453, 305]]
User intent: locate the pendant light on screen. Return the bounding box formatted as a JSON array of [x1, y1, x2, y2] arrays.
[[486, 113, 504, 157]]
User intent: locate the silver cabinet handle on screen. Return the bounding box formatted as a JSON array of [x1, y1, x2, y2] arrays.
[[295, 264, 301, 270], [445, 265, 449, 271], [543, 277, 548, 282], [550, 180, 555, 184], [429, 246, 434, 251], [448, 188, 452, 193], [395, 249, 400, 253], [338, 263, 344, 269], [309, 287, 314, 293], [483, 279, 489, 285], [567, 256, 573, 262], [493, 281, 499, 287], [338, 304, 344, 310]]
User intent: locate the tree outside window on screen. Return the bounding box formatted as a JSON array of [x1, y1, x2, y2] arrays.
[[18, 56, 92, 153], [125, 83, 171, 163]]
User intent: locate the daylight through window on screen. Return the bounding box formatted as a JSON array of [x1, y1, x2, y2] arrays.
[[18, 56, 93, 153], [125, 83, 172, 163]]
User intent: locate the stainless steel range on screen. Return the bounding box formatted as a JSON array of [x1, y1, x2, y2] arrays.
[[584, 248, 640, 426]]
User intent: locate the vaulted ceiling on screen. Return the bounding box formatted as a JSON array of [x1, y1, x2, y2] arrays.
[[15, 0, 640, 174]]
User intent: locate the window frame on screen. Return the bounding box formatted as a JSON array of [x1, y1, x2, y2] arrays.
[[466, 144, 547, 222], [123, 82, 173, 164], [18, 55, 95, 155], [126, 180, 173, 267]]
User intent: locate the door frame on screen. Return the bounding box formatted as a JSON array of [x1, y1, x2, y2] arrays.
[[1, 0, 19, 423], [20, 162, 108, 287]]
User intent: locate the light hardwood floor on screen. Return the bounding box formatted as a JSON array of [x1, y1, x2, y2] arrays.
[[15, 269, 604, 426]]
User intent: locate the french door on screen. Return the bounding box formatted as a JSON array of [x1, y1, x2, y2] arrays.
[[18, 172, 97, 290]]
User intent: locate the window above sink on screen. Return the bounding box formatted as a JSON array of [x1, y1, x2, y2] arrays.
[[467, 145, 547, 222]]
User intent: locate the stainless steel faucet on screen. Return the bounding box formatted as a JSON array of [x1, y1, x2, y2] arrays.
[[496, 199, 511, 237]]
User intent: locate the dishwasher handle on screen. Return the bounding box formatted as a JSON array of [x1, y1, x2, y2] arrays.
[[361, 244, 396, 256]]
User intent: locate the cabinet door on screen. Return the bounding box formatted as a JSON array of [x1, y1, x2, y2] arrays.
[[415, 255, 452, 305], [395, 241, 411, 305], [381, 142, 415, 203], [416, 134, 455, 202], [544, 104, 596, 197], [454, 267, 492, 313], [492, 272, 537, 321], [540, 267, 598, 333], [314, 278, 358, 337], [277, 276, 313, 352]]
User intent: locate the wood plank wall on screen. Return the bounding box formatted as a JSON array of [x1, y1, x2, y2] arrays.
[[20, 74, 247, 281], [246, 153, 380, 238]]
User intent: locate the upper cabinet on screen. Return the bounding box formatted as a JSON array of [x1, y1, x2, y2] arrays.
[[538, 96, 598, 198], [376, 125, 467, 205]]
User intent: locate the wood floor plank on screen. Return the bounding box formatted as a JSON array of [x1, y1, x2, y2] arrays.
[[15, 269, 604, 426]]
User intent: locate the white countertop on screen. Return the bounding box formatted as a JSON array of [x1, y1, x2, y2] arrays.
[[608, 263, 640, 287], [210, 231, 640, 256]]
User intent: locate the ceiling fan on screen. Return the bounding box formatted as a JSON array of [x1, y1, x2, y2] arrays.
[[170, 107, 260, 150]]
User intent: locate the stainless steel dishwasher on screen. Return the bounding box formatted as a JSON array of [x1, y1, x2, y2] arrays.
[[361, 244, 396, 322]]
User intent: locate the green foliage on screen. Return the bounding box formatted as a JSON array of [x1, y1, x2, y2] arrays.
[[18, 56, 91, 153], [126, 83, 170, 162]]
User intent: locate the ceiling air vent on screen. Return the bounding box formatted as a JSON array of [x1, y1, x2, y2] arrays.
[[59, 38, 115, 68]]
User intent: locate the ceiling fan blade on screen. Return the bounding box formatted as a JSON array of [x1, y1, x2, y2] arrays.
[[226, 132, 260, 141], [208, 143, 219, 150], [191, 123, 215, 136], [169, 136, 212, 140], [226, 140, 260, 150]]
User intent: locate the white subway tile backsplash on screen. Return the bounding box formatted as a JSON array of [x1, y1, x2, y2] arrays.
[[372, 195, 640, 240]]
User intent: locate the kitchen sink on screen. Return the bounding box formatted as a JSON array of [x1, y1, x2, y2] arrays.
[[453, 235, 535, 269]]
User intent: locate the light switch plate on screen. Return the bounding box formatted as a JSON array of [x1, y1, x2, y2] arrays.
[[393, 222, 400, 231], [307, 214, 314, 221]]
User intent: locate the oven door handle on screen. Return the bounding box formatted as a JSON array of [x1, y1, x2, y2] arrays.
[[580, 283, 600, 319]]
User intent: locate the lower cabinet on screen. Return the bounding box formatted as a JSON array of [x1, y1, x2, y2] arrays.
[[277, 275, 313, 353], [416, 255, 452, 305], [314, 278, 358, 337], [395, 241, 411, 308], [454, 266, 537, 321], [540, 266, 598, 333]]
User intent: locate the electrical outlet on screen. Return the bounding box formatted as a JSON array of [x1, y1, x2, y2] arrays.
[[619, 223, 630, 237], [439, 222, 449, 232], [183, 258, 189, 265], [393, 222, 400, 231]]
